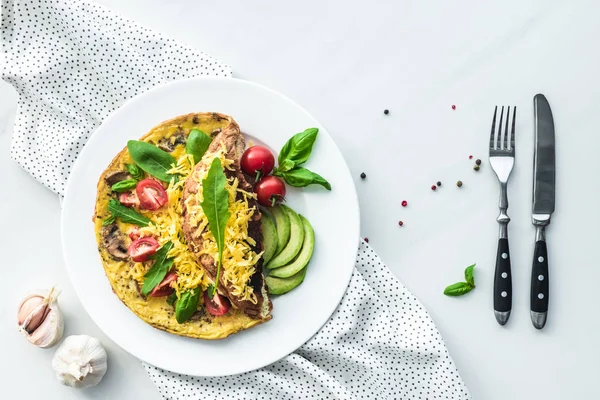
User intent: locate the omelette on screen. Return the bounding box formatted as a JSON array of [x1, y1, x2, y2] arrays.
[[93, 112, 272, 340]]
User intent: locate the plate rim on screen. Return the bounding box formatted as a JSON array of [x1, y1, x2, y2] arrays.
[[61, 77, 360, 376]]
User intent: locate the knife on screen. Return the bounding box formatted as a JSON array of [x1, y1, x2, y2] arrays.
[[531, 94, 555, 329]]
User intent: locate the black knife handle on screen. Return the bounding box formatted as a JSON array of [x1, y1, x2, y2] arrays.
[[494, 238, 512, 319], [531, 239, 549, 329]]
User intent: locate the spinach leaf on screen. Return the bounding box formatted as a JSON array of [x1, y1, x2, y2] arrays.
[[141, 241, 174, 296], [276, 167, 331, 190], [127, 140, 177, 182], [175, 287, 200, 323], [111, 179, 138, 192], [201, 158, 230, 298], [166, 293, 177, 306], [102, 215, 116, 226], [186, 129, 212, 165], [464, 264, 476, 287], [443, 282, 474, 296], [108, 199, 151, 226], [126, 163, 145, 181], [278, 128, 318, 167]]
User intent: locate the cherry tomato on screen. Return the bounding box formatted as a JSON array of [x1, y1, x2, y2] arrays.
[[136, 179, 168, 210], [241, 146, 275, 180], [255, 176, 286, 207], [128, 226, 141, 241], [119, 191, 139, 207], [149, 272, 177, 297], [128, 237, 160, 262], [203, 291, 231, 316]]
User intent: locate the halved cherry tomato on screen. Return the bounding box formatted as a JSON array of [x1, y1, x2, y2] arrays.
[[136, 179, 168, 210], [241, 146, 275, 180], [128, 237, 159, 262], [149, 272, 178, 297], [119, 191, 139, 207], [203, 291, 231, 316], [255, 175, 286, 207], [128, 226, 141, 241]]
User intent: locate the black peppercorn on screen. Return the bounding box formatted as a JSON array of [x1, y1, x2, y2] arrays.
[[457, 180, 463, 187], [383, 109, 389, 115], [437, 181, 442, 186], [360, 172, 366, 179], [475, 159, 482, 165]]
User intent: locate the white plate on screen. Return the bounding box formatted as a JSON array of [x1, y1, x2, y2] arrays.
[[61, 77, 359, 376]]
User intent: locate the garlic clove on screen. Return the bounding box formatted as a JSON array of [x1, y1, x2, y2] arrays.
[[52, 335, 108, 389], [17, 287, 64, 348]]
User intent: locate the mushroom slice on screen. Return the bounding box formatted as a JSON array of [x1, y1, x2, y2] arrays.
[[101, 224, 129, 260]]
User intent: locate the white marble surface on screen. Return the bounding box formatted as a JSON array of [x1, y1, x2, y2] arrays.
[[2, 0, 600, 398]]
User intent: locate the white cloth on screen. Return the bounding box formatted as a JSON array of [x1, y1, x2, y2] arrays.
[[1, 0, 231, 195], [2, 1, 470, 399], [144, 241, 470, 400]]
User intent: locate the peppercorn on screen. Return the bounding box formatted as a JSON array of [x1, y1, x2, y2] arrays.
[[437, 181, 442, 186], [401, 200, 408, 207], [431, 185, 437, 191], [452, 105, 456, 110], [469, 155, 473, 159], [457, 180, 463, 187], [364, 237, 369, 243], [383, 109, 389, 115], [475, 159, 482, 165], [473, 165, 480, 171], [398, 221, 404, 227], [360, 172, 366, 179]]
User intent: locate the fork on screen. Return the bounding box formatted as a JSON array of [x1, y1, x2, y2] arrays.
[[489, 106, 516, 326]]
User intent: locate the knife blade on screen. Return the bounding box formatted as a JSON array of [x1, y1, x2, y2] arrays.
[[531, 93, 555, 329]]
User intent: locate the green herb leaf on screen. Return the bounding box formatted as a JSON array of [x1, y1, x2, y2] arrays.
[[186, 129, 212, 165], [175, 287, 201, 323], [278, 128, 319, 167], [127, 140, 177, 182], [278, 159, 296, 173], [166, 293, 177, 306], [102, 215, 116, 226], [108, 199, 151, 226], [111, 179, 138, 193], [278, 167, 331, 190], [126, 163, 145, 181], [464, 264, 476, 287], [201, 158, 230, 296], [443, 282, 474, 296], [141, 241, 174, 296]]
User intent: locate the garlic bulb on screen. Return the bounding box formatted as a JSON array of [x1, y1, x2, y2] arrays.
[[17, 287, 64, 348], [52, 335, 108, 388]]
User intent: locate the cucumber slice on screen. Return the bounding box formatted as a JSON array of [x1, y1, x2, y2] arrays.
[[270, 205, 290, 256], [269, 215, 314, 278], [261, 212, 278, 264], [266, 205, 304, 269], [265, 267, 307, 295]]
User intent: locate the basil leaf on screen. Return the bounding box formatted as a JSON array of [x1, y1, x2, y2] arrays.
[[166, 293, 177, 306], [464, 264, 476, 287], [141, 241, 174, 296], [102, 215, 116, 226], [175, 287, 200, 323], [108, 199, 151, 226], [111, 179, 138, 193], [443, 282, 474, 296], [201, 158, 230, 294], [126, 163, 145, 181], [127, 140, 177, 182], [278, 128, 318, 167], [278, 159, 296, 173], [279, 167, 331, 190], [186, 129, 212, 165]]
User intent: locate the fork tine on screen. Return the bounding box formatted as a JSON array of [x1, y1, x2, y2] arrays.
[[490, 106, 498, 150], [510, 106, 516, 150], [497, 106, 505, 149], [503, 106, 510, 150]]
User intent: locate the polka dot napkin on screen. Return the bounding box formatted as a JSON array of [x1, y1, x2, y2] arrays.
[[144, 241, 471, 399], [1, 0, 231, 195], [2, 0, 469, 398]]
